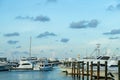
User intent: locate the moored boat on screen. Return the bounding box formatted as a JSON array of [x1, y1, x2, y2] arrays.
[[0, 61, 9, 71], [34, 58, 53, 71], [12, 57, 33, 70], [0, 57, 10, 71]]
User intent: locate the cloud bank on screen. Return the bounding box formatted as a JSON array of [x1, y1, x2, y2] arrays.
[[60, 38, 69, 43], [4, 32, 20, 37], [16, 15, 50, 22], [103, 29, 120, 35], [37, 31, 57, 38], [107, 3, 120, 11], [7, 40, 19, 45], [70, 19, 99, 29], [109, 37, 119, 40]]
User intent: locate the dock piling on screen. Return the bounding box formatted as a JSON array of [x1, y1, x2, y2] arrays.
[[118, 60, 120, 80], [87, 62, 89, 80], [105, 61, 107, 80]]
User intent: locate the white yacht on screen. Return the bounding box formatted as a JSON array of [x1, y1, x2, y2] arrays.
[[0, 58, 10, 71], [0, 61, 9, 71], [13, 37, 37, 70], [34, 58, 53, 71], [13, 57, 33, 70]]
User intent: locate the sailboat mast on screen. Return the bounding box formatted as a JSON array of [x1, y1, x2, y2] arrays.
[[96, 44, 100, 57], [29, 36, 32, 57]]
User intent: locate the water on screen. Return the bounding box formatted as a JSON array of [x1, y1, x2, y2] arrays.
[[0, 68, 80, 80]]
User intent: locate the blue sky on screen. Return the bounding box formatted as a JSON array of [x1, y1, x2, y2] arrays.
[[0, 0, 120, 59]]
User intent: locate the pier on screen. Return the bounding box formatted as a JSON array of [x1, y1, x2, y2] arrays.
[[62, 61, 120, 80]]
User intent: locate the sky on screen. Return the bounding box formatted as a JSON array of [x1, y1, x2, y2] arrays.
[[0, 0, 120, 60]]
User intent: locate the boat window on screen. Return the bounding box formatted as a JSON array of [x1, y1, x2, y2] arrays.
[[97, 56, 110, 60], [109, 65, 118, 67], [22, 63, 31, 65], [45, 65, 48, 67], [100, 56, 110, 60], [97, 56, 102, 59]]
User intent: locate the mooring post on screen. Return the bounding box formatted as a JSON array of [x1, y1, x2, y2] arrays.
[[118, 60, 120, 80], [72, 62, 73, 76], [79, 62, 81, 79], [82, 61, 84, 80], [105, 61, 107, 80], [87, 62, 89, 80], [77, 61, 79, 77], [72, 62, 75, 77], [74, 62, 75, 76], [90, 61, 93, 80], [97, 61, 100, 80]]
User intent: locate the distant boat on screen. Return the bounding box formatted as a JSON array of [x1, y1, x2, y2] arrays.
[[0, 61, 9, 71], [34, 58, 53, 71], [0, 58, 10, 71]]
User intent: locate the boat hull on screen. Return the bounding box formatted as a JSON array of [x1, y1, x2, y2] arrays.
[[0, 66, 9, 71]]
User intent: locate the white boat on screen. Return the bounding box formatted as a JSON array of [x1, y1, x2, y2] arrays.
[[34, 58, 53, 71], [12, 37, 38, 70], [0, 61, 9, 71], [13, 57, 33, 70], [59, 57, 76, 72]]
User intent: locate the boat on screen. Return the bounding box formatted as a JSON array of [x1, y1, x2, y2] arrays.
[[34, 58, 53, 71], [12, 57, 33, 70], [0, 61, 9, 71], [12, 37, 38, 70], [0, 57, 10, 71], [59, 57, 77, 72]]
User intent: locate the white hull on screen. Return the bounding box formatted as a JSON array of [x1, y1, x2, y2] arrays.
[[12, 59, 33, 70]]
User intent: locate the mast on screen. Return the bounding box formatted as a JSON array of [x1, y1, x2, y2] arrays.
[[29, 36, 32, 57], [96, 44, 100, 57]]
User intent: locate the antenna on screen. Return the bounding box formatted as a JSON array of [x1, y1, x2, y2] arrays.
[[29, 36, 32, 57]]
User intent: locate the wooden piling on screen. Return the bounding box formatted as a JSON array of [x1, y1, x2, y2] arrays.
[[97, 61, 100, 80], [82, 61, 84, 80], [87, 62, 89, 80], [77, 62, 79, 77], [73, 62, 75, 76], [118, 60, 120, 80], [79, 62, 81, 78], [90, 61, 93, 80], [72, 62, 73, 76], [105, 61, 107, 80]]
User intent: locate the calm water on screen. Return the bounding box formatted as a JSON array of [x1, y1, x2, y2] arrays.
[[0, 67, 83, 80]]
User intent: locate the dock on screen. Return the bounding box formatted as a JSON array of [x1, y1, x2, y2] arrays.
[[61, 60, 120, 80]]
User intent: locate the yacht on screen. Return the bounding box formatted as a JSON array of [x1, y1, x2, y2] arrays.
[[34, 58, 53, 71], [0, 58, 10, 71], [0, 61, 9, 71], [13, 57, 33, 70]]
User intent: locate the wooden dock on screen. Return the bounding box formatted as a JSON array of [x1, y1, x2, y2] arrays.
[[61, 60, 120, 80]]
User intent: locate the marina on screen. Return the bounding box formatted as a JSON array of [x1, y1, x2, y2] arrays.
[[1, 1, 120, 80], [0, 45, 120, 80], [0, 56, 120, 80]]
